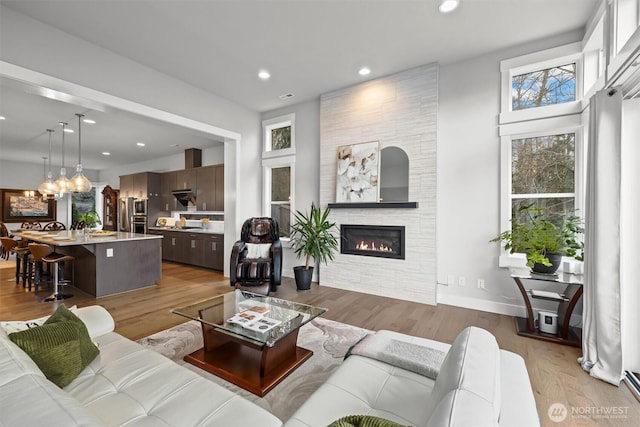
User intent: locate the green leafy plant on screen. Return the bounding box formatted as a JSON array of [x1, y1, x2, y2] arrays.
[[490, 204, 584, 268], [78, 211, 101, 229], [290, 203, 339, 269]]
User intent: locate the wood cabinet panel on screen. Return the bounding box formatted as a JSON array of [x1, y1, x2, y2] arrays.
[[176, 169, 197, 190], [119, 174, 134, 198], [161, 171, 177, 212], [215, 165, 224, 211], [196, 165, 216, 211]]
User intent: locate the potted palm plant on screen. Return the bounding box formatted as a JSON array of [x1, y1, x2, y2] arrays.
[[490, 204, 583, 274], [290, 203, 339, 290]]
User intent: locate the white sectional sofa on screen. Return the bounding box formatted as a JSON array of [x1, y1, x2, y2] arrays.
[[0, 305, 282, 427], [285, 326, 541, 427], [1, 306, 540, 427]]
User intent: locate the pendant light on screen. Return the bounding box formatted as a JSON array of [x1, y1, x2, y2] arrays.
[[38, 156, 47, 200], [38, 129, 61, 199], [55, 121, 71, 195], [71, 113, 92, 193]]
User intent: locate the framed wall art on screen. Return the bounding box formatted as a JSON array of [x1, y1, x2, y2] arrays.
[[1, 189, 56, 222], [335, 141, 380, 203]]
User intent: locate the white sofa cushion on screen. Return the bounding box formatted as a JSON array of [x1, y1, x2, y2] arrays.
[[424, 326, 501, 427], [0, 305, 282, 427], [66, 330, 282, 426], [0, 330, 103, 426], [284, 331, 451, 427]]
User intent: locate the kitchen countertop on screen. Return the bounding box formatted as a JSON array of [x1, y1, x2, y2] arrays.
[[148, 226, 224, 235], [14, 230, 162, 246]]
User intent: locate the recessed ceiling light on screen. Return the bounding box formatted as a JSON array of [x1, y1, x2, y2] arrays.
[[0, 116, 5, 120], [258, 70, 271, 80], [439, 0, 459, 13], [358, 67, 371, 76], [64, 128, 74, 133], [83, 118, 96, 124], [136, 142, 146, 147], [102, 152, 111, 156]]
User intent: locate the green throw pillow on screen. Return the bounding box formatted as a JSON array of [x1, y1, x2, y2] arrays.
[[44, 304, 100, 368], [327, 415, 409, 427], [9, 305, 99, 388]]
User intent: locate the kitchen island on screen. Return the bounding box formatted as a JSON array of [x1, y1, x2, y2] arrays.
[[15, 230, 162, 297]]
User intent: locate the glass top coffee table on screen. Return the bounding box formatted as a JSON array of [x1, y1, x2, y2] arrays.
[[171, 290, 327, 396]]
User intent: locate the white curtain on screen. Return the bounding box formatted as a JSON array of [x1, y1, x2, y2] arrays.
[[580, 88, 623, 385], [620, 98, 640, 375]]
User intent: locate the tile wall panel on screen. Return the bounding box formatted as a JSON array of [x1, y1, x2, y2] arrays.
[[319, 63, 438, 305]]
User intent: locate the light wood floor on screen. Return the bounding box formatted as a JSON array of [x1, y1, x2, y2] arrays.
[[0, 259, 637, 426]]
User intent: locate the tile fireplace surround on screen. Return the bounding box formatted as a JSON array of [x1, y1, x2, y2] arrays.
[[319, 64, 437, 305]]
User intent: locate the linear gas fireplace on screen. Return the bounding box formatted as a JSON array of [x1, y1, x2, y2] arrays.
[[340, 225, 405, 260]]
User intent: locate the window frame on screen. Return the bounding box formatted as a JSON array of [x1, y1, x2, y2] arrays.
[[500, 42, 583, 125], [262, 113, 296, 159], [498, 44, 586, 268], [262, 114, 296, 241]]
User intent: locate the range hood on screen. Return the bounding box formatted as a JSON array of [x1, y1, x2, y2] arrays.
[[172, 189, 196, 206]]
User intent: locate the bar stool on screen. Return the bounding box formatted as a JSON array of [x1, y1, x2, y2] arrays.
[[1, 237, 30, 286], [27, 243, 53, 294], [41, 251, 75, 302]]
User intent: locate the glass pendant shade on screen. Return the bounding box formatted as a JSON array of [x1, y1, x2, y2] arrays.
[[55, 122, 71, 194], [71, 113, 92, 193], [38, 129, 61, 198]]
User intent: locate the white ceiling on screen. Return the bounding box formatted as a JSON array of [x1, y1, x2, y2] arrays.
[[0, 0, 600, 170]]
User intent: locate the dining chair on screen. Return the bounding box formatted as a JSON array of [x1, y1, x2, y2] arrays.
[[43, 221, 66, 231], [20, 221, 42, 230], [1, 237, 30, 286]]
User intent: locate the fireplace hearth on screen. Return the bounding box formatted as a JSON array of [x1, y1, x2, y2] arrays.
[[340, 225, 405, 259]]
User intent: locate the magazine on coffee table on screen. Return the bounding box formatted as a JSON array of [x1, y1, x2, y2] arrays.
[[227, 306, 282, 333]]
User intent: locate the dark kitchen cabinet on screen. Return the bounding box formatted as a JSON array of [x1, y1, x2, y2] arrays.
[[152, 229, 223, 271], [214, 165, 224, 211], [160, 171, 177, 212], [196, 165, 216, 211], [176, 169, 197, 191], [202, 234, 224, 270], [119, 174, 134, 198], [120, 172, 160, 200]]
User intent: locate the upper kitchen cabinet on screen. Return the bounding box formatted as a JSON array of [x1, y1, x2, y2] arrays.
[[196, 165, 216, 211], [119, 174, 134, 198], [120, 172, 161, 200], [215, 164, 224, 211], [160, 171, 177, 212], [176, 169, 197, 190], [195, 164, 224, 212]]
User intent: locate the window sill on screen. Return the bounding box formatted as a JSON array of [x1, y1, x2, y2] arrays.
[[499, 253, 584, 274]]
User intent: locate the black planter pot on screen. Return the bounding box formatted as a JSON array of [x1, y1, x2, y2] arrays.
[[531, 252, 563, 274], [293, 266, 314, 290]]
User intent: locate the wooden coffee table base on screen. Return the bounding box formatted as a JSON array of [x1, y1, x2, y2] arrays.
[[184, 326, 313, 397]]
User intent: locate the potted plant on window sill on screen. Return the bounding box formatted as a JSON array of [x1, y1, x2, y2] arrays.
[[490, 204, 584, 274], [290, 203, 339, 290]]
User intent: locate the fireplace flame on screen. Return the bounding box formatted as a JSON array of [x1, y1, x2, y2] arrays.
[[356, 240, 393, 252]]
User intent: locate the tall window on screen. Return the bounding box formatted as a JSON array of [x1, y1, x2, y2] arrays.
[[511, 132, 576, 223], [499, 44, 584, 264], [263, 114, 295, 238]]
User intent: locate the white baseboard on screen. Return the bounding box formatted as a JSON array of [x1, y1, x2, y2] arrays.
[[437, 293, 528, 318]]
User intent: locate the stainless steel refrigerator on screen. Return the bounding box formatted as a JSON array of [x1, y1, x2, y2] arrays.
[[119, 197, 135, 232]]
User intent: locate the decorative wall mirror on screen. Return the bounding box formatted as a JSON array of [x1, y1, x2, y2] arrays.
[[379, 146, 409, 202]]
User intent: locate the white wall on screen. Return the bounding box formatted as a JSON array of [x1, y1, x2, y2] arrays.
[[260, 99, 320, 278], [437, 30, 585, 316]]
